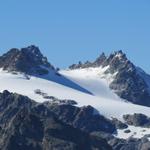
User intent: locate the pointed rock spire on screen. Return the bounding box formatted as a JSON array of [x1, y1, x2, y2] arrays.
[[94, 52, 106, 66]]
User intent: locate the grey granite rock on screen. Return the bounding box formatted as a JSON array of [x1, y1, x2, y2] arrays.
[[0, 90, 112, 150], [47, 104, 116, 134], [123, 113, 150, 127], [0, 45, 55, 75]]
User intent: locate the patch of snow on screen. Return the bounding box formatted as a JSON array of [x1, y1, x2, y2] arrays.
[[114, 53, 123, 60], [115, 126, 150, 139]]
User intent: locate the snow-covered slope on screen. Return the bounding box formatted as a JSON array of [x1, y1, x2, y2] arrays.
[[60, 66, 120, 100], [0, 68, 150, 122]]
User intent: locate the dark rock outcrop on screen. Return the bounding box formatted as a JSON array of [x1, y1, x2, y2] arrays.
[[108, 137, 150, 150], [0, 45, 55, 75], [111, 118, 128, 129], [123, 113, 150, 127], [69, 52, 107, 69], [0, 90, 112, 150], [46, 104, 116, 134], [1, 90, 150, 150], [92, 131, 150, 150]]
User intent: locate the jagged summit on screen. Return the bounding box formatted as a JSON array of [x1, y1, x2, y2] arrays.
[[68, 50, 150, 106], [69, 50, 129, 70], [108, 50, 127, 62], [93, 52, 107, 67], [0, 45, 55, 75]]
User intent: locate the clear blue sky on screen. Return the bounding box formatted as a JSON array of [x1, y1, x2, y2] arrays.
[[0, 0, 150, 72]]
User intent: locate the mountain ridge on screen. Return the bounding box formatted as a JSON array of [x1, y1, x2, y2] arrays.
[[68, 50, 150, 106], [0, 46, 150, 149], [1, 46, 150, 106]]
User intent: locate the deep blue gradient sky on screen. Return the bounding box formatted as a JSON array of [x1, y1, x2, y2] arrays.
[[0, 0, 150, 72]]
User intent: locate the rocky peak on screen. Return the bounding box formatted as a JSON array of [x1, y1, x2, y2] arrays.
[[102, 50, 133, 74], [111, 50, 127, 62], [114, 50, 124, 56], [0, 45, 55, 75], [69, 50, 150, 107], [93, 52, 107, 66], [69, 50, 130, 71], [20, 45, 52, 68]]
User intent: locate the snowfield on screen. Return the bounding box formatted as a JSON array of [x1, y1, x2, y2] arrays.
[[60, 66, 120, 100], [1, 67, 150, 139]]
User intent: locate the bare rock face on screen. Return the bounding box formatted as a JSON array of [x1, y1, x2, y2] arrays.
[[1, 91, 150, 150], [123, 113, 150, 127], [0, 45, 55, 75], [0, 91, 112, 150], [46, 104, 116, 134], [111, 118, 128, 129]]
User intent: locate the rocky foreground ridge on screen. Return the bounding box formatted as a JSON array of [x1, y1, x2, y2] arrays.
[[0, 90, 112, 150], [0, 91, 150, 150]]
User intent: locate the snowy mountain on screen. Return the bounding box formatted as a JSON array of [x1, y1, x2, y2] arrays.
[[69, 50, 150, 107], [1, 46, 150, 149]]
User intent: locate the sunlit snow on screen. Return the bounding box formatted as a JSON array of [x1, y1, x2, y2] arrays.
[[0, 67, 150, 139]]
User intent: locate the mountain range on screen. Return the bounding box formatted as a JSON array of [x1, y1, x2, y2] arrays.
[[0, 45, 150, 150]]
